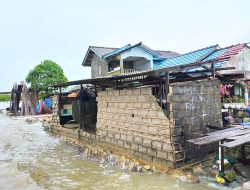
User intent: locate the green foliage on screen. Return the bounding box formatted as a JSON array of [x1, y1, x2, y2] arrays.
[[0, 94, 11, 102], [26, 60, 68, 93]]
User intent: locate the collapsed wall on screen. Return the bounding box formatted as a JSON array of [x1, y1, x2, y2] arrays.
[[47, 78, 222, 168], [96, 87, 174, 167]]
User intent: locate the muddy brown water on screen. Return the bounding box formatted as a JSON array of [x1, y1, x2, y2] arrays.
[[0, 102, 234, 190]]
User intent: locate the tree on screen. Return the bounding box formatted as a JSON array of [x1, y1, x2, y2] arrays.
[[26, 60, 68, 102]]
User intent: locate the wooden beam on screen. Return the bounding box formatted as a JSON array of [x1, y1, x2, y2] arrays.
[[219, 140, 225, 173], [211, 63, 215, 78], [165, 72, 170, 118], [159, 78, 163, 108], [241, 144, 246, 164]]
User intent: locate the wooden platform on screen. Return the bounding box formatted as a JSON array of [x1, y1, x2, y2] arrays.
[[188, 125, 250, 148]]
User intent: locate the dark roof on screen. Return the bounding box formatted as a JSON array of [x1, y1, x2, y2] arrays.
[[90, 46, 117, 56], [82, 46, 117, 66], [155, 50, 180, 58]]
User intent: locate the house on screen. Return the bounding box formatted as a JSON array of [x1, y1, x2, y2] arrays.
[[82, 42, 179, 78], [155, 43, 250, 104], [45, 41, 249, 169], [83, 42, 250, 103]]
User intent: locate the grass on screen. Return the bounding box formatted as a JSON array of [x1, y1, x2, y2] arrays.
[[0, 94, 11, 102]]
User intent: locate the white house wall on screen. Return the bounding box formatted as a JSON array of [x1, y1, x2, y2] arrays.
[[221, 48, 250, 78], [120, 46, 154, 70]]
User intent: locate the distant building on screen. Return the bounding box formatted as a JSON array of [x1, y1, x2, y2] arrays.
[[82, 42, 179, 78]]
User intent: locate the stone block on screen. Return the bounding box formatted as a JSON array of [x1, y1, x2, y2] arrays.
[[163, 142, 172, 151], [117, 140, 124, 147], [123, 95, 131, 102], [133, 88, 141, 95], [121, 134, 126, 141], [138, 145, 147, 153], [148, 110, 158, 117], [151, 102, 160, 110], [134, 117, 142, 123], [143, 117, 151, 124], [131, 143, 139, 150], [141, 88, 151, 95], [134, 102, 142, 108], [140, 109, 148, 116], [157, 150, 168, 159], [147, 147, 157, 156], [134, 136, 143, 144], [126, 89, 133, 95], [168, 153, 174, 161], [124, 142, 131, 149], [126, 135, 134, 142], [119, 103, 126, 109], [138, 95, 147, 102], [152, 141, 162, 150], [143, 139, 151, 147], [124, 122, 132, 128], [142, 153, 153, 162], [151, 118, 161, 125], [119, 89, 126, 96], [130, 96, 138, 102], [114, 90, 119, 96], [115, 133, 120, 139], [147, 95, 157, 102], [142, 103, 151, 109], [148, 126, 158, 134], [140, 124, 149, 132]]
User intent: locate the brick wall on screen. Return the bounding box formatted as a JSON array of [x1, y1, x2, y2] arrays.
[[168, 79, 222, 165], [48, 79, 222, 168], [96, 87, 175, 167]]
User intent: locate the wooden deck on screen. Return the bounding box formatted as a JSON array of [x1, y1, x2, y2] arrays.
[[188, 125, 250, 148], [188, 125, 250, 173]]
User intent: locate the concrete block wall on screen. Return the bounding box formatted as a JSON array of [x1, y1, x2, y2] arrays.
[[49, 79, 222, 168], [96, 87, 174, 167], [168, 79, 222, 163]]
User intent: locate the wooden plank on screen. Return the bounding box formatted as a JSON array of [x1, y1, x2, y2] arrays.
[[190, 128, 250, 145], [188, 127, 240, 143], [206, 127, 240, 136], [226, 133, 250, 140], [221, 138, 250, 148]]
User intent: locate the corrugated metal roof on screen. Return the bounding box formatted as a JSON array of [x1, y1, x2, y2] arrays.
[[203, 44, 246, 62], [154, 45, 219, 69]]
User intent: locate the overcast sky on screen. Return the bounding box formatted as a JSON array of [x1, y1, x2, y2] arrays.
[[0, 0, 249, 91]]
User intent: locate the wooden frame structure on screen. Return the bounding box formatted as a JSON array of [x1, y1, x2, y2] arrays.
[[189, 126, 250, 174]]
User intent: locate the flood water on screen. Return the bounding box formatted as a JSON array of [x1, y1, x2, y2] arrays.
[[0, 102, 232, 190]]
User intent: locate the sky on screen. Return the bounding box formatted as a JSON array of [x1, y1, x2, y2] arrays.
[[0, 0, 250, 91]]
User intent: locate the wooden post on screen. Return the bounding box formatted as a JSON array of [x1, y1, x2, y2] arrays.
[[159, 78, 163, 108], [165, 72, 170, 117], [115, 80, 119, 90], [241, 143, 246, 164], [211, 63, 215, 78], [94, 84, 97, 97], [58, 87, 61, 117], [219, 140, 225, 173], [120, 55, 123, 74], [244, 84, 249, 105]]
